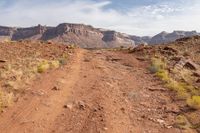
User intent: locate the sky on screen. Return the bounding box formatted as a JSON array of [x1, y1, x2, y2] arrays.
[[0, 0, 199, 36]]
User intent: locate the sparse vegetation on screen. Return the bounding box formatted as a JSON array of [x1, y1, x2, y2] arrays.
[[67, 44, 76, 49], [132, 36, 200, 131], [0, 91, 13, 110], [59, 54, 68, 65], [175, 115, 191, 129], [187, 96, 200, 110], [50, 60, 60, 69], [166, 81, 190, 99], [148, 58, 166, 74], [156, 69, 170, 82], [37, 60, 63, 73], [149, 58, 196, 100], [0, 41, 72, 111], [37, 61, 50, 73]]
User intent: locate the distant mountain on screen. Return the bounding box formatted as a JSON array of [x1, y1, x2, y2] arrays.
[[148, 31, 200, 44], [0, 23, 199, 47], [0, 24, 134, 48]]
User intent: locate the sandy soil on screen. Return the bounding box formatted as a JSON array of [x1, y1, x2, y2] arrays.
[[0, 49, 194, 133]]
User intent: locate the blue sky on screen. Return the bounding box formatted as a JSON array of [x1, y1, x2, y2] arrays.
[[0, 0, 199, 36]]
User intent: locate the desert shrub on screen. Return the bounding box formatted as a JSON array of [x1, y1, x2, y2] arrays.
[[37, 61, 50, 73], [0, 91, 13, 110], [59, 54, 68, 65], [187, 96, 200, 110], [148, 65, 160, 74], [59, 58, 67, 65], [156, 69, 170, 82], [148, 58, 166, 74], [68, 44, 76, 49], [152, 58, 166, 69], [50, 60, 60, 69], [177, 90, 190, 100], [5, 81, 17, 89], [166, 81, 190, 99], [184, 84, 200, 96], [175, 115, 190, 129]]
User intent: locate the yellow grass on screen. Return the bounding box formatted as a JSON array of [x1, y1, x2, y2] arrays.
[[187, 96, 200, 110], [37, 61, 50, 73]]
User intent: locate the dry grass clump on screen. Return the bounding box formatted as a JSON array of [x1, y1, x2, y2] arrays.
[[67, 44, 76, 49], [149, 58, 196, 100], [59, 54, 68, 65], [37, 60, 61, 73], [149, 57, 200, 116], [187, 96, 200, 110], [166, 81, 188, 99], [37, 61, 50, 73], [175, 115, 191, 129], [0, 41, 73, 111], [50, 60, 60, 69], [0, 91, 13, 110], [149, 58, 171, 82], [156, 69, 170, 82], [148, 58, 166, 74]]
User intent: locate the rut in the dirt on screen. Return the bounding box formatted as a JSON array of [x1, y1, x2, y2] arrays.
[[0, 49, 189, 133]]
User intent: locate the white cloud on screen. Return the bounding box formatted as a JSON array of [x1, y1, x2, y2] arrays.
[[0, 0, 200, 36]]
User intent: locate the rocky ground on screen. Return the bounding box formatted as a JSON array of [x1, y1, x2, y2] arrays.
[[0, 38, 199, 133], [0, 40, 74, 110], [130, 36, 200, 132]]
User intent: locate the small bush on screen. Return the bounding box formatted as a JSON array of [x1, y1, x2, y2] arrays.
[[148, 58, 166, 74], [68, 44, 76, 49], [148, 65, 160, 74], [166, 81, 189, 99], [156, 69, 170, 82], [50, 60, 60, 69], [5, 81, 18, 90], [175, 115, 190, 129], [37, 61, 50, 73], [152, 58, 166, 69], [58, 54, 68, 65], [59, 58, 67, 65], [0, 91, 14, 110], [187, 96, 200, 110]]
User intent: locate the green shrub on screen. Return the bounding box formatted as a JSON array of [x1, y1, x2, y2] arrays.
[[187, 96, 200, 110]]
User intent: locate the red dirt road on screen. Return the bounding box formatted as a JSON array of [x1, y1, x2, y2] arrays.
[[0, 49, 192, 133]]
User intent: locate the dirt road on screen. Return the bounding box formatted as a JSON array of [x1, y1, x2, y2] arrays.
[[0, 49, 189, 133]]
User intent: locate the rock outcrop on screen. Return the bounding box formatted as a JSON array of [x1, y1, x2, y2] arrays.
[[0, 23, 134, 48], [0, 23, 199, 47], [149, 31, 199, 44]]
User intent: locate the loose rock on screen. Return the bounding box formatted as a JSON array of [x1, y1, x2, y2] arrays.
[[52, 86, 60, 91]]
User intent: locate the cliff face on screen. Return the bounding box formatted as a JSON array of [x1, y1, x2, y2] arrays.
[[40, 23, 134, 48], [12, 25, 47, 40], [0, 23, 134, 48], [149, 31, 199, 44], [0, 23, 199, 47], [0, 26, 16, 36]]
